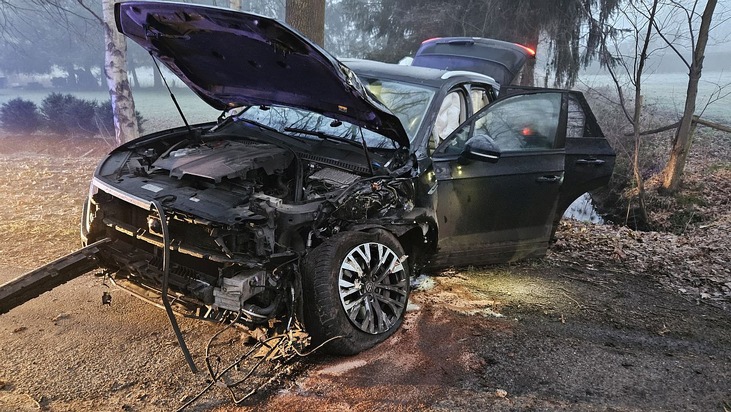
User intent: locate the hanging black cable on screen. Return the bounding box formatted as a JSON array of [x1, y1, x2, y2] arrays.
[[151, 199, 198, 373]]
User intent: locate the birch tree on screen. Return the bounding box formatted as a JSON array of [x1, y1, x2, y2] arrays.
[[100, 0, 138, 144], [77, 0, 138, 144]]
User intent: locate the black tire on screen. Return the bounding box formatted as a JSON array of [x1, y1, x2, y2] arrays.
[[301, 230, 410, 355]]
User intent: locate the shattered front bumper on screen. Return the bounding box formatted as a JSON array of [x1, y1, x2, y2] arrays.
[[0, 237, 227, 317], [0, 238, 111, 315]]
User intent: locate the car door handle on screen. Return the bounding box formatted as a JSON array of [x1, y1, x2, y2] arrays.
[[576, 158, 605, 166], [536, 175, 561, 183]]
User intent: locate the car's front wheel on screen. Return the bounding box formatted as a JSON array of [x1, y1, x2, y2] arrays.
[[302, 230, 410, 355]]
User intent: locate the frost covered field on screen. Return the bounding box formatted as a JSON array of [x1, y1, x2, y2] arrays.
[[2, 70, 730, 132], [580, 71, 731, 123]]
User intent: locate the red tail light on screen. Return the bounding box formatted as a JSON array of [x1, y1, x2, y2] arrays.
[[518, 44, 536, 56], [421, 37, 442, 44]]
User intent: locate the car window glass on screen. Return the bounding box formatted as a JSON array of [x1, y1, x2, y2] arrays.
[[567, 95, 586, 138], [430, 91, 466, 153], [236, 105, 397, 148], [439, 92, 562, 155], [360, 79, 436, 142]]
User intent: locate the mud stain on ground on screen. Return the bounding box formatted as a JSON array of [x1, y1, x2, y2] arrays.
[[244, 270, 731, 412]]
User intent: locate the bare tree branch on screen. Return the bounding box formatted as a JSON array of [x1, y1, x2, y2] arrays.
[[75, 0, 103, 25], [624, 115, 731, 136], [694, 117, 731, 133], [651, 17, 691, 68]]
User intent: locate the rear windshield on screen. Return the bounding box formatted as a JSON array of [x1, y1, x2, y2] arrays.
[[413, 55, 514, 85], [421, 43, 523, 65], [412, 41, 529, 86]]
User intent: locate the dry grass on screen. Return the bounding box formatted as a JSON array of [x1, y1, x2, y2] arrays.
[[0, 134, 106, 268]]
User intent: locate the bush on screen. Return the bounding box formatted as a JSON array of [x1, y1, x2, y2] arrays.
[[40, 93, 145, 137], [0, 98, 42, 134], [66, 96, 99, 135], [40, 93, 99, 136], [40, 93, 72, 134]]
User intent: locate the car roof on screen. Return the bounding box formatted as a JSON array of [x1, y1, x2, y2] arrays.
[[412, 37, 534, 86], [342, 58, 498, 89]]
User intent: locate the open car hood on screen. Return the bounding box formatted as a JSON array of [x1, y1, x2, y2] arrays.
[[115, 1, 408, 147], [412, 37, 535, 86]]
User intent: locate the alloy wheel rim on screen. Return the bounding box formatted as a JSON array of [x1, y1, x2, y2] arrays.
[[338, 242, 408, 334]]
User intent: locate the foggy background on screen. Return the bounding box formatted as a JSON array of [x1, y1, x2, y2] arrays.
[[1, 0, 730, 129]]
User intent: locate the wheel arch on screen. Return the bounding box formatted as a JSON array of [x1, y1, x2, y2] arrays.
[[347, 220, 438, 273]]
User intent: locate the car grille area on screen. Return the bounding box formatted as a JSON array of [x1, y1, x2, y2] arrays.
[[87, 188, 276, 307]]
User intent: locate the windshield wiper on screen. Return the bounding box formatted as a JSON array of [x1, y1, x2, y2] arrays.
[[284, 127, 363, 149], [284, 127, 376, 176], [235, 117, 279, 133]]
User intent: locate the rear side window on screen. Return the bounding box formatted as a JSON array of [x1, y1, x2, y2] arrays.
[[566, 92, 605, 138], [567, 95, 586, 138], [470, 88, 490, 113]]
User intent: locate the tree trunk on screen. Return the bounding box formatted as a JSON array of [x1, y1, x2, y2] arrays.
[[520, 57, 537, 86], [519, 29, 539, 86], [631, 93, 649, 227], [628, 0, 660, 228], [285, 0, 325, 46], [661, 0, 717, 192], [229, 0, 241, 10], [102, 0, 139, 144]]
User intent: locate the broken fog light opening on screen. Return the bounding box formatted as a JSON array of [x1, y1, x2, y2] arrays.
[[146, 215, 163, 236]]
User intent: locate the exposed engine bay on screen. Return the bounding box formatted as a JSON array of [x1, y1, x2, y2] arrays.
[[82, 126, 417, 326]]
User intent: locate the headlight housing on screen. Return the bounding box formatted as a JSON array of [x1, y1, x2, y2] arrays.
[[80, 181, 99, 246]]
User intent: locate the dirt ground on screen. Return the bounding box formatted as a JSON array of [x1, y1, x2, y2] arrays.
[[0, 135, 729, 412]]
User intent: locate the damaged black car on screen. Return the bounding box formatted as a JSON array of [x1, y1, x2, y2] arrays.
[[0, 1, 615, 356]]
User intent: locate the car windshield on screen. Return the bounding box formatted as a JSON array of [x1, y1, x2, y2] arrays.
[[234, 105, 398, 149], [358, 78, 436, 142]]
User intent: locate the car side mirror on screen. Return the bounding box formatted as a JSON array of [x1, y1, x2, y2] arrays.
[[460, 134, 501, 164]]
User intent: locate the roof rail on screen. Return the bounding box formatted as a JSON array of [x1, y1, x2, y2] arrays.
[[441, 70, 498, 85]]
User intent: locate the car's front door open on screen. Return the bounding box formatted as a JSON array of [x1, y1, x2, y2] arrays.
[[428, 91, 568, 268]]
